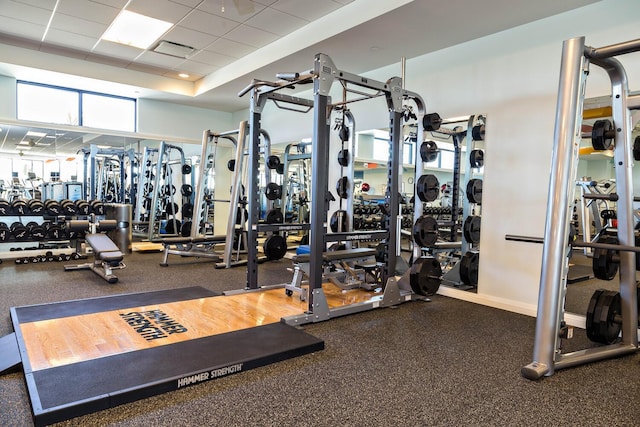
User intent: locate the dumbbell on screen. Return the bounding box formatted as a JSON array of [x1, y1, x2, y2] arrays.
[[43, 221, 64, 240], [0, 199, 10, 215], [0, 222, 10, 242], [10, 222, 29, 241], [25, 221, 46, 240], [60, 199, 77, 215], [45, 199, 62, 216], [75, 199, 91, 215], [27, 199, 45, 215], [11, 199, 28, 215], [90, 200, 105, 215]]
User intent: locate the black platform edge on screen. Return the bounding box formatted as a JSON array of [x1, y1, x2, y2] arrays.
[[27, 323, 324, 427], [0, 333, 21, 374], [12, 286, 218, 323]]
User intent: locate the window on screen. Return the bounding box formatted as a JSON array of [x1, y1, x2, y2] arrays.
[[17, 81, 136, 132], [372, 137, 389, 162]]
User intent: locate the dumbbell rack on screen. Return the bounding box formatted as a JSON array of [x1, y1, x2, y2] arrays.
[[0, 198, 105, 263]]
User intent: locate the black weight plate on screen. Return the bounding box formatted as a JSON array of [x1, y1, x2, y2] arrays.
[[227, 159, 236, 171], [165, 202, 179, 216], [181, 184, 193, 196], [472, 124, 485, 141], [276, 163, 285, 174], [181, 221, 192, 237], [338, 149, 350, 167], [598, 291, 621, 344], [413, 215, 438, 247], [466, 179, 483, 204], [235, 207, 249, 225], [463, 215, 481, 244], [265, 182, 282, 200], [338, 125, 350, 142], [585, 289, 605, 342], [263, 235, 287, 260], [182, 203, 194, 219], [423, 112, 442, 131], [409, 257, 442, 296], [266, 155, 281, 170], [634, 136, 640, 161], [164, 219, 181, 235], [336, 176, 349, 199], [469, 149, 484, 168], [182, 164, 192, 174], [419, 140, 439, 163], [460, 251, 479, 287], [330, 210, 348, 233], [591, 119, 614, 150], [416, 174, 440, 202], [265, 208, 284, 224], [592, 236, 618, 280]]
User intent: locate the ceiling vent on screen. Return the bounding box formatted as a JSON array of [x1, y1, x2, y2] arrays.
[[152, 40, 196, 59]]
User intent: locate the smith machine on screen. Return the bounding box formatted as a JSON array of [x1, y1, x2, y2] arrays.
[[237, 53, 430, 324], [508, 36, 640, 379]]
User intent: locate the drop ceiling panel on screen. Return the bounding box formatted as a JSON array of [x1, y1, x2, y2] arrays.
[[224, 23, 278, 48], [271, 0, 343, 21], [92, 41, 144, 61], [168, 0, 202, 7], [198, 0, 266, 23], [189, 49, 236, 68], [127, 0, 191, 24], [205, 37, 255, 58], [137, 51, 187, 68], [163, 25, 219, 50], [90, 0, 129, 8], [174, 60, 218, 76], [49, 12, 108, 39], [178, 9, 241, 37], [244, 7, 307, 36], [11, 0, 57, 9], [55, 0, 120, 25], [0, 17, 46, 40], [0, 1, 52, 26], [44, 29, 97, 51]]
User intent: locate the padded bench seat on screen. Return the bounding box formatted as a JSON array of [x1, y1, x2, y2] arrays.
[[160, 235, 227, 245], [293, 248, 376, 263], [85, 234, 123, 262]]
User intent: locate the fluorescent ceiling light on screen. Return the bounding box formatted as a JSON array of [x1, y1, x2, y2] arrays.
[[26, 131, 47, 138], [101, 10, 173, 49]]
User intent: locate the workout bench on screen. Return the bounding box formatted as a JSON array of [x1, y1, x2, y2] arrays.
[[64, 219, 126, 284], [159, 235, 226, 266], [285, 247, 381, 301]]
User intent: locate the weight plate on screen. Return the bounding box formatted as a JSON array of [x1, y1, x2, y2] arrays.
[[336, 176, 349, 199], [330, 210, 348, 233], [413, 215, 438, 247], [265, 208, 284, 224], [591, 119, 614, 150], [263, 235, 287, 260], [598, 291, 621, 344], [181, 184, 193, 197], [419, 140, 439, 163], [235, 207, 249, 225], [265, 182, 283, 200], [463, 216, 481, 244], [266, 155, 281, 170], [227, 159, 236, 171], [416, 174, 440, 202], [466, 179, 483, 204], [409, 257, 442, 296], [182, 164, 192, 174], [592, 236, 618, 280], [585, 289, 605, 343], [634, 136, 640, 161], [460, 251, 479, 287], [469, 149, 484, 168], [472, 124, 485, 141], [423, 112, 442, 131], [338, 149, 350, 167]]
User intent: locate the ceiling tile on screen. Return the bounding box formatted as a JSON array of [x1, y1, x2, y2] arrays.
[[189, 49, 235, 68], [0, 17, 46, 40], [271, 0, 342, 21], [13, 0, 57, 9], [179, 9, 241, 37], [85, 52, 131, 68], [49, 12, 108, 39], [224, 23, 278, 48], [1, 0, 53, 26], [198, 0, 266, 23], [205, 37, 255, 58], [92, 40, 144, 60], [253, 0, 277, 5], [173, 60, 217, 75], [162, 69, 203, 81], [332, 0, 355, 5], [55, 0, 120, 25], [137, 50, 186, 68], [44, 28, 97, 51], [126, 0, 191, 24], [169, 0, 202, 7], [244, 7, 307, 36], [39, 44, 90, 61], [89, 0, 129, 8], [125, 62, 167, 76], [162, 25, 219, 50]]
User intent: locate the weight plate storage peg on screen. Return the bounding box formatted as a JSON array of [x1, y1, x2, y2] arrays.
[[460, 251, 480, 287], [463, 216, 481, 244], [409, 257, 442, 296], [416, 174, 440, 202], [419, 140, 439, 162], [585, 289, 621, 344], [591, 119, 615, 150], [413, 215, 438, 247], [466, 179, 483, 204], [469, 149, 484, 168], [263, 235, 287, 260]]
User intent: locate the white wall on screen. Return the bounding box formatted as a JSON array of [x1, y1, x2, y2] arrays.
[[0, 75, 16, 119], [255, 0, 640, 315]]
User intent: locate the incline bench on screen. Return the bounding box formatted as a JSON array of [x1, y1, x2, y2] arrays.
[[158, 235, 227, 266], [64, 220, 126, 283], [285, 247, 381, 301]]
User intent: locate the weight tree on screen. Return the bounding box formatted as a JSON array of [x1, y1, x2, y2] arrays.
[[512, 36, 640, 379]]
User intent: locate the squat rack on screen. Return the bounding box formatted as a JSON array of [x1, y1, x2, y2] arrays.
[[239, 53, 428, 324], [514, 36, 640, 379]]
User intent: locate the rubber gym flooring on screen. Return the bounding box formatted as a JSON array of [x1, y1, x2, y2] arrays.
[[0, 249, 638, 426]]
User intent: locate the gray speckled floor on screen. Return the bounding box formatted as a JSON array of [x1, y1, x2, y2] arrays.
[[1, 250, 639, 426]]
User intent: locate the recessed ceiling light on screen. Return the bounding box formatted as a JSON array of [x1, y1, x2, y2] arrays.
[[101, 10, 173, 50], [178, 73, 190, 78]]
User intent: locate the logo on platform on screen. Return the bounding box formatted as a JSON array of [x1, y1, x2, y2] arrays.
[[120, 309, 187, 340]]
